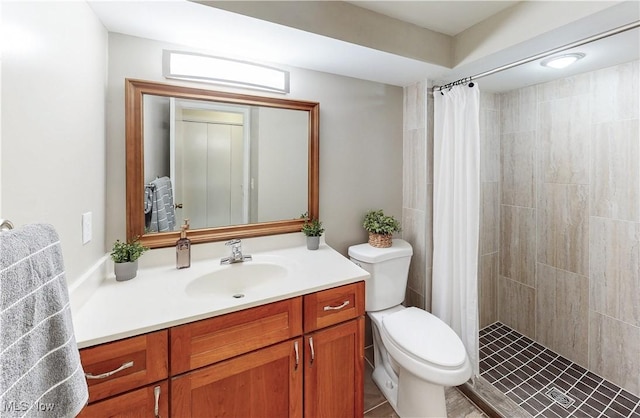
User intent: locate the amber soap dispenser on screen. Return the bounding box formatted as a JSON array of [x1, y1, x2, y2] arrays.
[[176, 219, 191, 269]]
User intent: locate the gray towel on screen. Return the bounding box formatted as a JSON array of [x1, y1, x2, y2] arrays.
[[0, 224, 88, 418], [144, 176, 176, 233]]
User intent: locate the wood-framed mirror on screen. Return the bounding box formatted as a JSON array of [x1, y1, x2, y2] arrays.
[[125, 79, 319, 248]]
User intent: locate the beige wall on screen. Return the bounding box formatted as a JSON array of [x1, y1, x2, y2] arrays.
[[497, 60, 640, 396], [106, 33, 403, 256], [1, 2, 107, 285]]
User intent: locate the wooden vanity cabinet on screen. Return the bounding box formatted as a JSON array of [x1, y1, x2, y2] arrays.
[[78, 281, 364, 418]]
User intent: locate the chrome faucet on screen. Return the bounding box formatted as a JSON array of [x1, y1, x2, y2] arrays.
[[220, 239, 252, 264]]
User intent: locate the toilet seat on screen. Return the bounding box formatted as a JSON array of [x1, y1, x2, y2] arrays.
[[382, 307, 467, 370], [373, 307, 472, 386]]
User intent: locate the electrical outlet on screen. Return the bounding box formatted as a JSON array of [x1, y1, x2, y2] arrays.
[[82, 212, 92, 244]]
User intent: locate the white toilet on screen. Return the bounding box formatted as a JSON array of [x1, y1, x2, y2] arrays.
[[349, 239, 472, 418]]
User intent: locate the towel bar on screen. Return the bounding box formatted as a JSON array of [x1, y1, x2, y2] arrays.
[[0, 219, 14, 231]]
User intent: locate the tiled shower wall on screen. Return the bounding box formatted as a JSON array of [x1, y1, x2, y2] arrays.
[[497, 60, 640, 397], [402, 80, 432, 311], [479, 92, 501, 328]]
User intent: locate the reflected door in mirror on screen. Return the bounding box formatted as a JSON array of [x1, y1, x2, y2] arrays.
[[177, 120, 245, 228]]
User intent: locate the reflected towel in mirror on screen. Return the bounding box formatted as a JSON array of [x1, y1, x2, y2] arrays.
[[144, 176, 176, 233]]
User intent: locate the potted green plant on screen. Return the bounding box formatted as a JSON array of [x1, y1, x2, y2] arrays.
[[301, 213, 324, 250], [362, 210, 401, 248], [111, 237, 148, 281]]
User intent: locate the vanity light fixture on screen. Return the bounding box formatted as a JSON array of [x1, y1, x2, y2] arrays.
[[540, 53, 585, 69], [163, 50, 290, 93]]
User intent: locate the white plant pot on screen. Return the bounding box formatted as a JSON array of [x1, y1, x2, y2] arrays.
[[114, 260, 138, 281], [306, 236, 320, 250]]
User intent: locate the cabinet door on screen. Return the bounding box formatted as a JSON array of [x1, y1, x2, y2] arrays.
[[304, 318, 364, 418], [77, 381, 168, 418], [172, 338, 303, 418]]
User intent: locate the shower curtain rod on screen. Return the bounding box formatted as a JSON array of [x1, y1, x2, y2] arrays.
[[432, 20, 640, 92]]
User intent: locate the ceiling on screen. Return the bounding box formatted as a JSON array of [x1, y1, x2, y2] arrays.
[[88, 1, 640, 92], [345, 1, 520, 36]]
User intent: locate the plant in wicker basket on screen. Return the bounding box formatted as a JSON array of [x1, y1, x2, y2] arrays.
[[362, 210, 401, 248]]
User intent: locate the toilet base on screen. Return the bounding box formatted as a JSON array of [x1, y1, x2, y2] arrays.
[[397, 367, 447, 418], [372, 365, 399, 413], [372, 363, 447, 418]]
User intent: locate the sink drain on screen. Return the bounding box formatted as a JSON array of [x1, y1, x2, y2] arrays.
[[232, 293, 245, 299]]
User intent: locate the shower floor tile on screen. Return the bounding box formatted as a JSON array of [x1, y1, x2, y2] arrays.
[[480, 322, 640, 418]]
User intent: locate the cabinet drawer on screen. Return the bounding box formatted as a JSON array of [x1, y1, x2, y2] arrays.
[[80, 330, 168, 403], [303, 282, 364, 332], [171, 297, 303, 375], [77, 380, 168, 418]]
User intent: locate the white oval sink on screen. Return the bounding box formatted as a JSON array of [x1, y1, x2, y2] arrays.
[[185, 262, 289, 298]]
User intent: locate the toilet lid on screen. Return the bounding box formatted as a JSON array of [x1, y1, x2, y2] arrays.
[[382, 307, 467, 368]]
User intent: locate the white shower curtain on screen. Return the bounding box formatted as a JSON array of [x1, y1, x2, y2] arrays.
[[432, 84, 480, 377]]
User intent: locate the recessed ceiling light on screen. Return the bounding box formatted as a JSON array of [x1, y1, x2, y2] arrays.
[[540, 53, 586, 69]]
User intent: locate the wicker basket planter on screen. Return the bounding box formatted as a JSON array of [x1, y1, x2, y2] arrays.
[[363, 210, 400, 248], [368, 233, 392, 248]]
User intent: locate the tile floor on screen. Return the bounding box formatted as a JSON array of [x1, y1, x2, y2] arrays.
[[480, 322, 640, 418], [363, 346, 486, 418]]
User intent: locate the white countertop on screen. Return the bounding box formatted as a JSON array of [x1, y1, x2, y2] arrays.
[[71, 234, 369, 349]]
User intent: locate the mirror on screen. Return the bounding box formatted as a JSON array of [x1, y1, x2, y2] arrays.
[[126, 79, 319, 248]]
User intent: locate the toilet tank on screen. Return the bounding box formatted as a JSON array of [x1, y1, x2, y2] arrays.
[[348, 239, 412, 312]]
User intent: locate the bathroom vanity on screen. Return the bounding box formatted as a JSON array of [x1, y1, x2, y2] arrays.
[[71, 236, 367, 417]]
